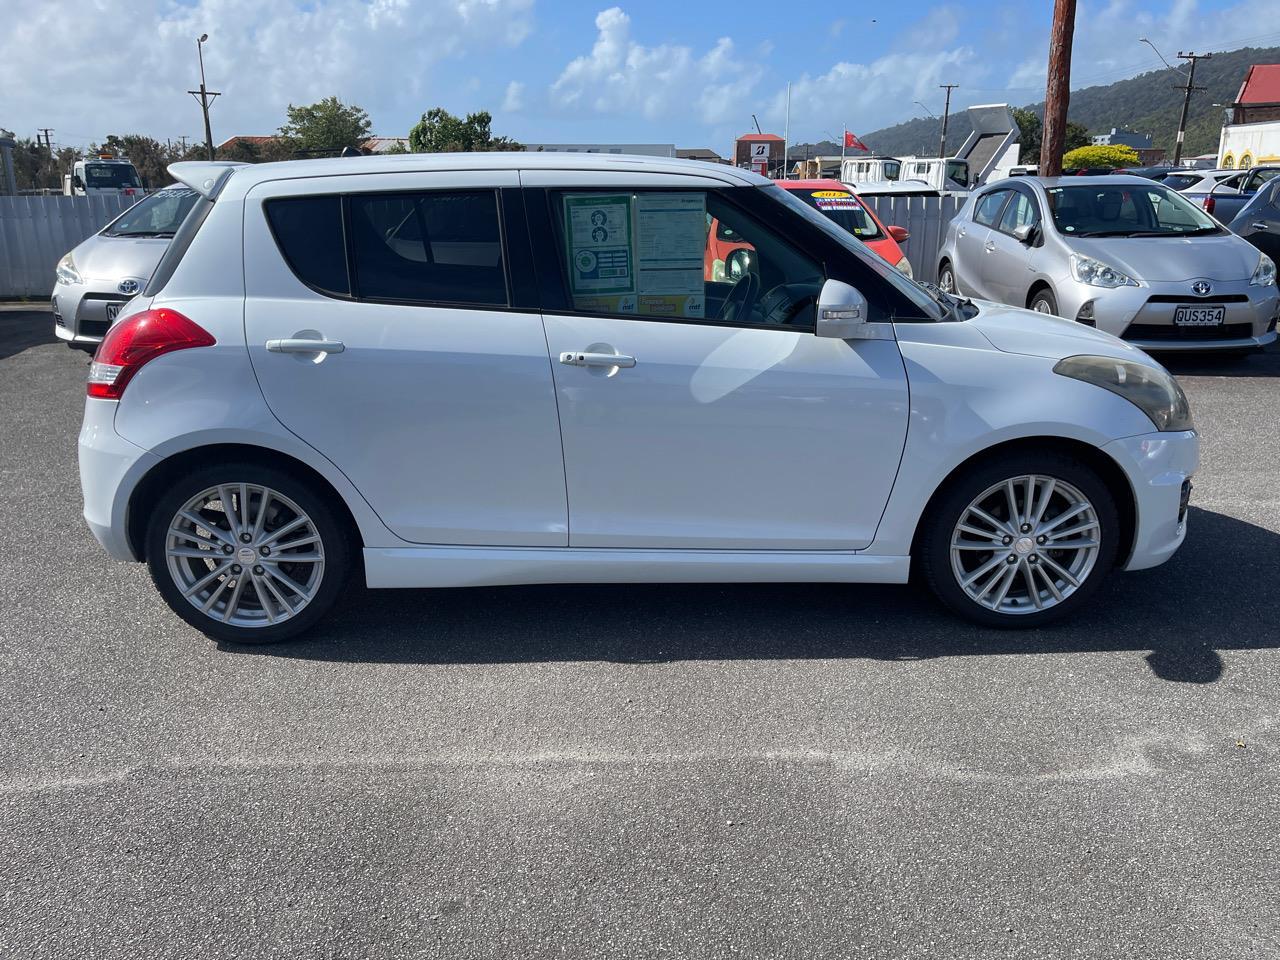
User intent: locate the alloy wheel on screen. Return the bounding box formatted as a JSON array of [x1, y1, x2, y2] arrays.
[[949, 475, 1100, 615], [939, 269, 955, 293], [164, 483, 325, 627]]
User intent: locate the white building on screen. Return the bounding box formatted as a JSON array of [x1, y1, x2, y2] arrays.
[[1217, 63, 1280, 169]]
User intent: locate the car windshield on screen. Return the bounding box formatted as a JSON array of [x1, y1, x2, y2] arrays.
[[84, 163, 142, 188], [1045, 183, 1220, 237], [785, 187, 884, 240], [103, 187, 200, 237], [763, 184, 943, 320]]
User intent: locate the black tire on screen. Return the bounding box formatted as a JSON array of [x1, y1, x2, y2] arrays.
[[938, 261, 957, 295], [145, 461, 352, 644], [917, 452, 1121, 628], [1029, 286, 1059, 316]]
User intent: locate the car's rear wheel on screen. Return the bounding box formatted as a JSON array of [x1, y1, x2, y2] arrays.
[[938, 261, 957, 294], [145, 463, 351, 644], [1029, 287, 1058, 316], [918, 453, 1120, 627]]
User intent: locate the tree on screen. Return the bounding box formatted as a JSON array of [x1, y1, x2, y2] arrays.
[[91, 134, 177, 187], [1015, 108, 1090, 164], [1061, 143, 1140, 169], [407, 108, 521, 153], [277, 96, 372, 157]]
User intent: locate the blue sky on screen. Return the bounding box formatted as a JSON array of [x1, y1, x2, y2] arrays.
[[3, 0, 1278, 154]]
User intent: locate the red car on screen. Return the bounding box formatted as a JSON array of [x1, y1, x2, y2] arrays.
[[778, 179, 913, 277]]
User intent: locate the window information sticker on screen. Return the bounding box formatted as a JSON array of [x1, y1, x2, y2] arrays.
[[563, 192, 706, 318]]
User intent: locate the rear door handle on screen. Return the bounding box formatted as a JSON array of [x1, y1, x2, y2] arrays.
[[559, 351, 636, 368], [266, 338, 345, 354]]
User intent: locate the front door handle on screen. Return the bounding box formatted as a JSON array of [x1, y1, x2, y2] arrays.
[[266, 338, 345, 354], [559, 351, 636, 368], [1252, 222, 1269, 231], [984, 240, 996, 252]]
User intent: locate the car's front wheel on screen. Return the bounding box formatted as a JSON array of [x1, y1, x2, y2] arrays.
[[918, 453, 1120, 627], [937, 261, 957, 294], [1029, 287, 1059, 316], [145, 462, 352, 644]]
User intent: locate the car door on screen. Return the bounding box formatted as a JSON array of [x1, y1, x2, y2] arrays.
[[983, 189, 1040, 305], [954, 189, 1011, 299], [242, 171, 568, 546], [522, 174, 910, 550]]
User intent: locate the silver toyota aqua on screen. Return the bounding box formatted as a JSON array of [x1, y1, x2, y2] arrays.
[[52, 186, 200, 351], [937, 175, 1278, 354]]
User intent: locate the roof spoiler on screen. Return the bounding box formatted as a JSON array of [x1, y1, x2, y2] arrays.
[[167, 160, 249, 199]]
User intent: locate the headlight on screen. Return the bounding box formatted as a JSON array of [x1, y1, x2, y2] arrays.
[[1070, 254, 1138, 288], [56, 253, 82, 286], [1250, 253, 1276, 287], [894, 256, 913, 279], [1054, 355, 1193, 432]]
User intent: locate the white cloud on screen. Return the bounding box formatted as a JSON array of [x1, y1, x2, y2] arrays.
[[502, 81, 526, 113], [551, 7, 752, 125], [0, 0, 535, 144]]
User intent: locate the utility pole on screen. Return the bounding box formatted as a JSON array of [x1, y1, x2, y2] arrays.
[[1040, 0, 1077, 176], [188, 34, 220, 161], [177, 135, 190, 155], [937, 84, 958, 158], [38, 128, 54, 155], [1173, 51, 1211, 165]]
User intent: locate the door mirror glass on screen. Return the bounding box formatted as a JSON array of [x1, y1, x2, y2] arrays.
[[887, 224, 910, 244], [815, 279, 869, 339], [725, 248, 753, 280]]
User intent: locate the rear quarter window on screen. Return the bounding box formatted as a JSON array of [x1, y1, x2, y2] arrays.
[[264, 196, 350, 298]]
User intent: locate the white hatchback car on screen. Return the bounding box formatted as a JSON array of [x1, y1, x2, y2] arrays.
[[80, 154, 1198, 643]]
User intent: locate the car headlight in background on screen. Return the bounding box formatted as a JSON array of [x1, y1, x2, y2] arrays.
[[1054, 355, 1193, 432], [1249, 253, 1276, 287], [894, 256, 913, 279], [1070, 254, 1138, 288], [56, 253, 82, 286]]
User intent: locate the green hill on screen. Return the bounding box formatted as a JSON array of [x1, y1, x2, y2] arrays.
[[850, 45, 1278, 160]]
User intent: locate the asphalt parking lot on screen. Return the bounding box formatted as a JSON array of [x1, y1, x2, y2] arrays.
[[1, 306, 1278, 959]]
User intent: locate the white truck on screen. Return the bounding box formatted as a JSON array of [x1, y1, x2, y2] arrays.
[[62, 156, 145, 197], [841, 154, 972, 195]]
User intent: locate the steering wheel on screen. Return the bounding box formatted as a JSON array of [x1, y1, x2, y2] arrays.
[[759, 281, 822, 326], [719, 272, 760, 323]]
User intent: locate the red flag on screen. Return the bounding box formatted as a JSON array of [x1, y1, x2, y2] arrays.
[[844, 130, 868, 152]]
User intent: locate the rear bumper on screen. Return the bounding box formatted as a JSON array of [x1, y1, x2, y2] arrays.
[[1102, 430, 1199, 571], [79, 397, 158, 561]]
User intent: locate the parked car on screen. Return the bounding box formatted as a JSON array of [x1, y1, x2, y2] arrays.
[[1112, 165, 1181, 181], [53, 185, 200, 351], [1188, 165, 1280, 224], [937, 175, 1278, 353], [777, 179, 913, 277], [1159, 169, 1238, 194], [81, 154, 1198, 643], [1228, 176, 1280, 263]]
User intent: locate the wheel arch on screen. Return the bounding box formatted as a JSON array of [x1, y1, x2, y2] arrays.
[[908, 436, 1137, 568], [1026, 280, 1054, 309], [126, 443, 365, 563]]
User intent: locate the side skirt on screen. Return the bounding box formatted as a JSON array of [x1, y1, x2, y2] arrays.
[[363, 546, 911, 589]]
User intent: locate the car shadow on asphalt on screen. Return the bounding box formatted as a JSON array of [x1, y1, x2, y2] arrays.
[[0, 310, 59, 361], [1163, 341, 1280, 379], [223, 507, 1277, 685]]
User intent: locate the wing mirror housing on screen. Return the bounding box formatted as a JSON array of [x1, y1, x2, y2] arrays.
[[816, 279, 871, 339], [887, 224, 910, 244], [1013, 223, 1037, 244]]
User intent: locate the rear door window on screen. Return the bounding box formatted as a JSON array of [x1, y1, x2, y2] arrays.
[[973, 190, 1010, 226], [348, 191, 507, 306]]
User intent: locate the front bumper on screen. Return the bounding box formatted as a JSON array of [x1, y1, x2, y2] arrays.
[[1102, 429, 1199, 571], [1055, 277, 1279, 352], [79, 396, 158, 561], [52, 278, 144, 347]]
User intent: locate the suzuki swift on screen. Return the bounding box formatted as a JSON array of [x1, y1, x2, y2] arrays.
[[80, 154, 1198, 644]]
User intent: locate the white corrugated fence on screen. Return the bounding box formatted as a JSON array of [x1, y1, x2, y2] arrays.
[[0, 195, 132, 299], [862, 195, 964, 285]]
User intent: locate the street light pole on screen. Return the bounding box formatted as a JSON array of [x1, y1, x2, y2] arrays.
[[189, 34, 220, 161]]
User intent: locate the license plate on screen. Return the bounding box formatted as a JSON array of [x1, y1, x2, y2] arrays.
[[1173, 304, 1225, 326], [105, 302, 124, 321]]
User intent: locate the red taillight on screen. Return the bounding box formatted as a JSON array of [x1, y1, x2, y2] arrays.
[[1203, 196, 1215, 215], [87, 308, 215, 399]]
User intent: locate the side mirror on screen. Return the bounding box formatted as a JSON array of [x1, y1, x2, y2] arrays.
[[887, 225, 910, 244], [815, 279, 870, 339], [725, 248, 752, 280], [1013, 223, 1036, 244], [72, 175, 85, 188]]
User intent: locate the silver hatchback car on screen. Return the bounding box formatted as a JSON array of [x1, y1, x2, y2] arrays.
[[937, 175, 1278, 353], [52, 186, 200, 351]]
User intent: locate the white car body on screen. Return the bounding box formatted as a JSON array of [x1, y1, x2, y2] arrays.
[[79, 153, 1198, 641]]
